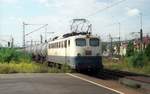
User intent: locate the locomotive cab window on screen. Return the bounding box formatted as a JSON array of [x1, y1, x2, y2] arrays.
[[76, 38, 86, 46], [90, 38, 99, 46]]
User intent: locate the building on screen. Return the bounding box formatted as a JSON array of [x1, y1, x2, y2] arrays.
[[119, 35, 150, 56]]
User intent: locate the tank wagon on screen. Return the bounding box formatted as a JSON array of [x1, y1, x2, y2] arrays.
[[25, 43, 47, 61], [25, 32, 103, 72]]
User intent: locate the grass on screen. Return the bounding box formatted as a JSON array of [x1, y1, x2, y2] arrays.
[[0, 48, 72, 74], [0, 62, 72, 74], [103, 58, 150, 75], [0, 48, 32, 63]]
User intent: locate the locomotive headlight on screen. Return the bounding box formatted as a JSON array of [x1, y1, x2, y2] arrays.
[[96, 53, 100, 56], [77, 53, 81, 56]]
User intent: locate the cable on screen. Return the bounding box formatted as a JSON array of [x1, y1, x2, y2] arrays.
[[101, 16, 130, 29], [86, 0, 127, 18], [0, 39, 9, 42], [25, 24, 48, 36], [51, 0, 127, 29]]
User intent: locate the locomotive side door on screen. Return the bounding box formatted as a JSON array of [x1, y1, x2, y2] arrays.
[[65, 39, 71, 64], [64, 40, 67, 64]]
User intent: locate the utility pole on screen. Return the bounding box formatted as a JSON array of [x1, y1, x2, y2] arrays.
[[118, 22, 121, 45], [23, 22, 25, 47], [31, 40, 33, 46], [109, 34, 113, 57], [140, 13, 143, 51], [22, 22, 48, 47], [45, 24, 48, 42], [109, 35, 121, 57], [11, 37, 14, 48], [140, 13, 143, 42], [8, 42, 10, 47], [40, 35, 43, 43], [118, 22, 121, 56], [131, 12, 143, 51]]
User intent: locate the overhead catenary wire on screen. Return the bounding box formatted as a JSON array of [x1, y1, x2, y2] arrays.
[[22, 0, 127, 47], [23, 22, 48, 47], [0, 39, 9, 42], [85, 0, 127, 41], [86, 0, 127, 18], [85, 0, 128, 30], [54, 0, 127, 27], [25, 24, 48, 36]]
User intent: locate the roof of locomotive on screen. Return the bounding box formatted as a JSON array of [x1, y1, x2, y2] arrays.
[[50, 32, 99, 42]]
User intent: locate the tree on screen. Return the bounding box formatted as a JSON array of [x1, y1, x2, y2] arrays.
[[126, 41, 134, 57], [145, 44, 150, 60], [102, 43, 107, 52]]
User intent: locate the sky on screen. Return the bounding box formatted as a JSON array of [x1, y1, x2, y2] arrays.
[[0, 0, 150, 46]]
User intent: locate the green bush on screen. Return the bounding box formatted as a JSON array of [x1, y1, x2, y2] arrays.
[[0, 48, 32, 63], [127, 52, 148, 68], [125, 41, 150, 68], [0, 48, 72, 73], [126, 41, 134, 57], [145, 44, 150, 60]]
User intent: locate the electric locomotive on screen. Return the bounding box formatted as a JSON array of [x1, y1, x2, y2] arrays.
[[47, 32, 103, 71], [25, 19, 103, 72]]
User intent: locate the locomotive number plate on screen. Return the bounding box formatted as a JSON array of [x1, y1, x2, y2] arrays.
[[85, 50, 92, 55]]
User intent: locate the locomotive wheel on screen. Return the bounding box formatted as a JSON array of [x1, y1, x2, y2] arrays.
[[76, 68, 81, 73], [57, 64, 62, 69]]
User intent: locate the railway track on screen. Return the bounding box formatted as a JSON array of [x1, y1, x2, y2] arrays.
[[81, 69, 150, 83], [42, 60, 150, 87], [46, 61, 150, 84], [81, 68, 150, 94]]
